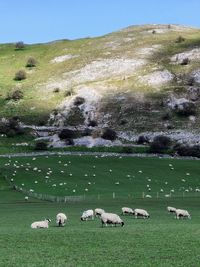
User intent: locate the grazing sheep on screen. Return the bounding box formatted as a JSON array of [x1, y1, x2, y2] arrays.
[[167, 206, 176, 213], [95, 208, 105, 217], [134, 209, 150, 219], [31, 219, 51, 229], [101, 212, 124, 227], [121, 207, 134, 215], [175, 209, 191, 219], [81, 210, 94, 221], [56, 213, 67, 226]]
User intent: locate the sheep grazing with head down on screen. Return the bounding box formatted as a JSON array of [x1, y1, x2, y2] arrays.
[[81, 210, 94, 221], [134, 209, 150, 219], [31, 219, 51, 229], [56, 213, 67, 227], [175, 209, 191, 219], [101, 212, 124, 227], [121, 207, 134, 215], [167, 206, 176, 213], [95, 208, 105, 217]]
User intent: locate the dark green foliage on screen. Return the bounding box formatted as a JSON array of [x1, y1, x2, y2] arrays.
[[101, 128, 117, 141], [26, 57, 37, 67], [73, 97, 85, 106], [0, 117, 24, 137], [59, 129, 76, 139], [175, 35, 185, 43], [15, 41, 25, 50], [174, 144, 200, 158], [174, 101, 196, 116], [180, 57, 190, 65], [6, 89, 24, 101], [34, 141, 48, 150], [121, 146, 133, 154], [137, 135, 149, 144], [14, 70, 26, 81], [53, 87, 60, 93], [150, 135, 171, 153]]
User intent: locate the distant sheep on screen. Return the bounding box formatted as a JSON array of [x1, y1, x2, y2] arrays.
[[31, 219, 51, 229], [81, 209, 94, 221], [56, 213, 67, 226], [121, 207, 134, 215], [134, 209, 150, 219], [167, 206, 176, 213], [175, 209, 191, 219], [95, 208, 105, 217], [101, 212, 124, 227]]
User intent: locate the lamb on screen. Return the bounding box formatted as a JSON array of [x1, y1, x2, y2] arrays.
[[81, 209, 94, 221], [134, 209, 150, 219], [94, 208, 105, 217], [121, 207, 134, 215], [56, 213, 67, 226], [31, 219, 51, 229], [175, 209, 191, 219], [101, 212, 124, 227], [167, 206, 177, 213]]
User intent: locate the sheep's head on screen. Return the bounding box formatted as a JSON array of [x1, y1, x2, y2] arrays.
[[121, 221, 124, 227], [46, 218, 51, 222]]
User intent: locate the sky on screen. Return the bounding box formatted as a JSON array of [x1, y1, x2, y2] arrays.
[[0, 0, 200, 44]]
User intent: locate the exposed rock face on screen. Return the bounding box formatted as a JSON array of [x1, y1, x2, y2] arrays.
[[50, 54, 79, 63], [167, 96, 196, 115], [141, 70, 174, 86], [171, 49, 200, 64]]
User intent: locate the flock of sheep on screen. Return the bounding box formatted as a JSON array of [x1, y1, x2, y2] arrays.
[[31, 206, 191, 229]]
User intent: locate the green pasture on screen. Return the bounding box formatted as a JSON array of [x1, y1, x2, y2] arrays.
[[0, 155, 200, 267]]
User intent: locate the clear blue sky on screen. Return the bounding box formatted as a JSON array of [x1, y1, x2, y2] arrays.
[[0, 0, 199, 44]]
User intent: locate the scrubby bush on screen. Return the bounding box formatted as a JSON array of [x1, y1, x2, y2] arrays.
[[15, 41, 25, 50], [174, 101, 196, 116], [6, 89, 24, 101], [137, 135, 149, 144], [101, 128, 117, 141], [14, 70, 26, 81], [88, 120, 98, 127], [180, 58, 190, 65], [162, 112, 171, 121], [64, 89, 74, 97], [0, 117, 24, 136], [174, 144, 200, 158], [53, 87, 60, 93], [175, 36, 185, 43], [150, 135, 171, 153], [65, 138, 74, 146], [26, 57, 37, 67], [152, 30, 156, 34], [34, 141, 48, 150], [74, 97, 85, 106], [59, 129, 76, 139]]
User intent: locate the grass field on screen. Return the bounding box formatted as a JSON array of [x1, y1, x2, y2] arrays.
[[0, 155, 200, 266]]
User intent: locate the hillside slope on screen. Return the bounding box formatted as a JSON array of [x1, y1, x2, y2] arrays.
[[1, 24, 200, 132]]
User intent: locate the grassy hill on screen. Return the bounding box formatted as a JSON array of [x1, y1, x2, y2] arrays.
[[1, 24, 200, 131]]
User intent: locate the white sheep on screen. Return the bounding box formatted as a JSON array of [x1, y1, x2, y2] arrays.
[[175, 209, 191, 219], [167, 206, 176, 213], [121, 207, 134, 215], [134, 209, 150, 219], [56, 213, 67, 226], [31, 219, 51, 229], [94, 208, 105, 217], [101, 212, 124, 227], [81, 209, 94, 221]]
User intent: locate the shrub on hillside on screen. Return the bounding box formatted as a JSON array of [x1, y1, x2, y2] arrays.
[[34, 141, 48, 151], [74, 97, 85, 106], [64, 89, 74, 97], [174, 101, 196, 116], [137, 135, 149, 144], [0, 117, 24, 136], [59, 129, 76, 139], [174, 144, 200, 158], [26, 57, 37, 67], [180, 58, 190, 65], [53, 87, 60, 93], [14, 70, 26, 81], [15, 41, 25, 50], [150, 135, 171, 153], [65, 138, 74, 146], [175, 36, 185, 43], [101, 128, 117, 141], [6, 89, 24, 101], [88, 120, 98, 127]]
